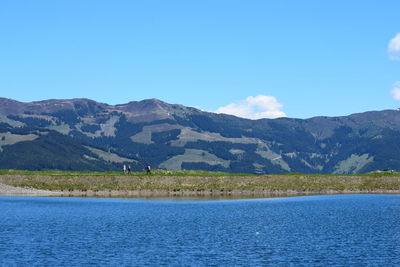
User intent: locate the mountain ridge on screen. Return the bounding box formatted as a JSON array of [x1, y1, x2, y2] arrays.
[[1, 97, 400, 174], [2, 96, 398, 121]]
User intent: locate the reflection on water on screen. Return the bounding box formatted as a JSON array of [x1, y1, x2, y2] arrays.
[[0, 194, 399, 266]]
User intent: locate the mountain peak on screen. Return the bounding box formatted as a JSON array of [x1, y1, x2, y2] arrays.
[[1, 96, 400, 174]]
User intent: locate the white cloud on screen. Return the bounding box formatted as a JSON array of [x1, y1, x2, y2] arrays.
[[215, 95, 286, 119], [391, 81, 400, 100], [388, 33, 400, 60]]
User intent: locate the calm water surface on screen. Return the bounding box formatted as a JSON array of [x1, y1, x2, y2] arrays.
[[0, 194, 399, 266]]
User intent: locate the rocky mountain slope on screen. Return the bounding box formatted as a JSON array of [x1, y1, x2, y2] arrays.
[[1, 97, 400, 174]]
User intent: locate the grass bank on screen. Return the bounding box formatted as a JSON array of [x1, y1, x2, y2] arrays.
[[1, 170, 400, 197]]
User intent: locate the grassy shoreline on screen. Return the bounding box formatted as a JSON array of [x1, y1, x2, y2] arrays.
[[1, 170, 400, 197]]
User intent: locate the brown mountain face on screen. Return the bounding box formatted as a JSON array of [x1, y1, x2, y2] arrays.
[[0, 98, 201, 123], [1, 97, 400, 174], [0, 98, 27, 115], [0, 98, 107, 115], [114, 98, 202, 123]]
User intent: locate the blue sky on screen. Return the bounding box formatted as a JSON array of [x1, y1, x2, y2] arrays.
[[0, 0, 399, 119]]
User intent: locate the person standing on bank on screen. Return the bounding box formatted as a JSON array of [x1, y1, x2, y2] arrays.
[[128, 165, 131, 174], [123, 164, 127, 174], [146, 165, 151, 175]]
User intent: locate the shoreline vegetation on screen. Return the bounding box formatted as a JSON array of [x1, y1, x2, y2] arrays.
[[0, 169, 400, 198]]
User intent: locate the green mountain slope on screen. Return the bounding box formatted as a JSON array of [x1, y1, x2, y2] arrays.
[[1, 97, 400, 174]]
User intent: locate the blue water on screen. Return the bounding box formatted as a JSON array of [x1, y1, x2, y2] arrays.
[[0, 195, 399, 266]]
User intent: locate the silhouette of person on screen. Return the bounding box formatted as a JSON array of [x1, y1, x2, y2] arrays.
[[146, 165, 151, 175]]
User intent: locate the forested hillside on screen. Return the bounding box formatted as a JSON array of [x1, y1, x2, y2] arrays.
[[1, 97, 400, 174]]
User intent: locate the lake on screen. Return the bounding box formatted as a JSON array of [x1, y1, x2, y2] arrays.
[[0, 194, 399, 266]]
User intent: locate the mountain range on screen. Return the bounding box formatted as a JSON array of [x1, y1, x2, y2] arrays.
[[1, 97, 400, 174]]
